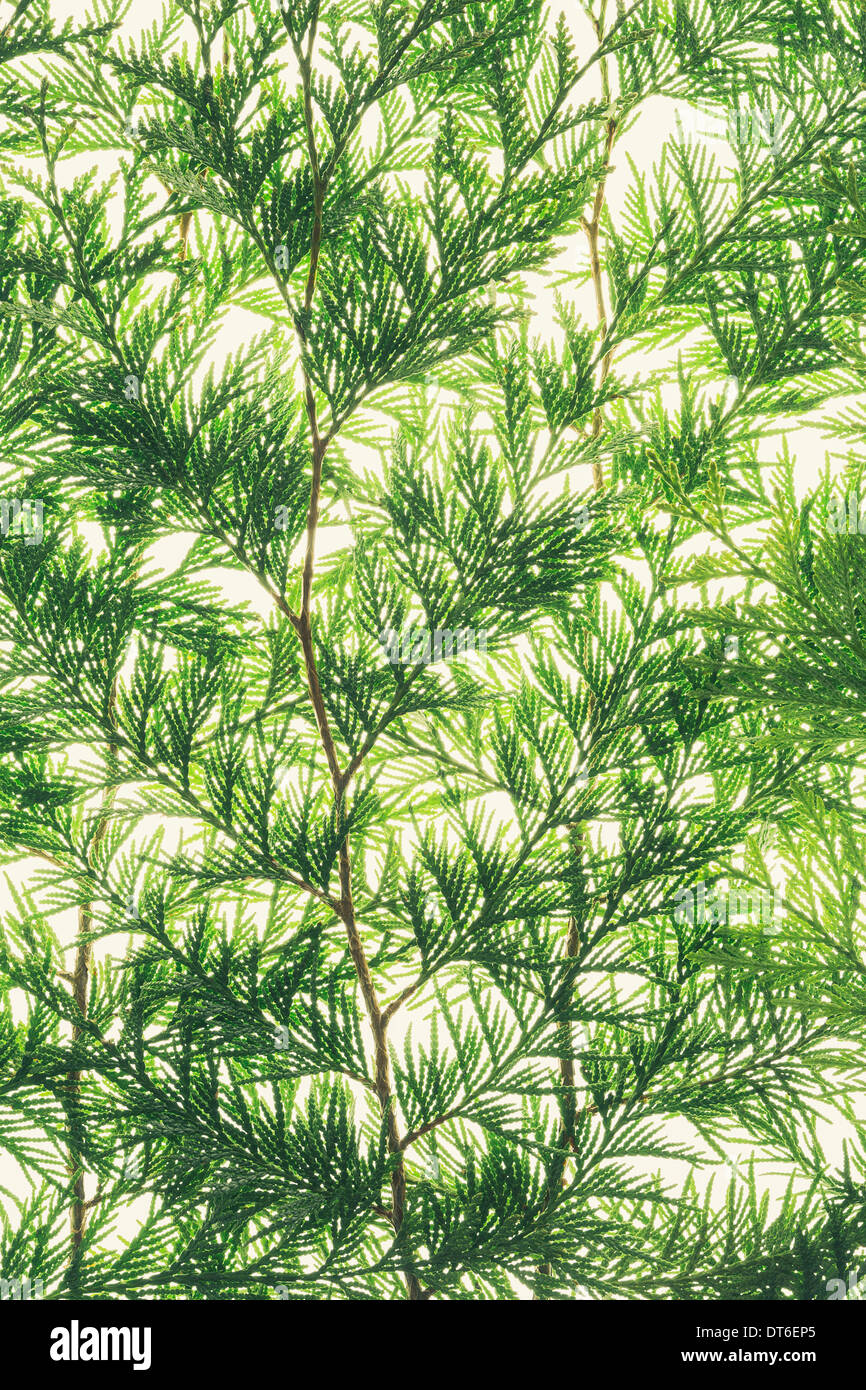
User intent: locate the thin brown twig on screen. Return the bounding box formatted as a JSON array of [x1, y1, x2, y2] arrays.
[[66, 677, 118, 1270], [286, 29, 423, 1302], [581, 108, 618, 473], [536, 25, 618, 1291]]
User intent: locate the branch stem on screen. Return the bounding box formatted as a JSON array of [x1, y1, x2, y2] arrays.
[[287, 31, 422, 1300], [66, 676, 118, 1277]]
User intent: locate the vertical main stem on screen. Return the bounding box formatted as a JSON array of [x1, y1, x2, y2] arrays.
[[582, 5, 617, 476], [582, 107, 617, 475], [293, 602, 422, 1296], [287, 31, 422, 1300], [67, 904, 92, 1264], [67, 680, 118, 1279], [536, 22, 617, 1293]]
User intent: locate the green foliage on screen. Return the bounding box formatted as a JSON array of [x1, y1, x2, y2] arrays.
[[0, 0, 865, 1302]]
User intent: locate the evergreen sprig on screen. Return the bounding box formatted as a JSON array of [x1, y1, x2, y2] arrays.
[[0, 0, 865, 1302]]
